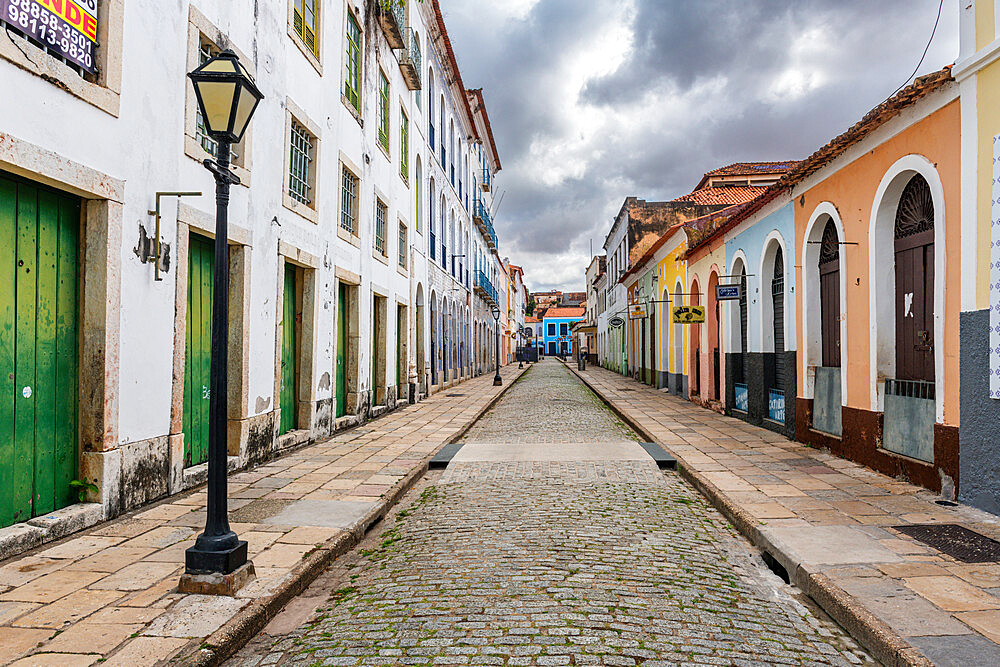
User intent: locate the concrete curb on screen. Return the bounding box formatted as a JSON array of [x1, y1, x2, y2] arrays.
[[565, 363, 930, 667], [175, 365, 529, 666]]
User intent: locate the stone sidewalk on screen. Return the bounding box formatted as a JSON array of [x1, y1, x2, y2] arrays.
[[0, 366, 525, 667], [568, 362, 1000, 667]]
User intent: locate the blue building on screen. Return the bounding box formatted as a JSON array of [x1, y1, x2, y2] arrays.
[[542, 307, 585, 356]]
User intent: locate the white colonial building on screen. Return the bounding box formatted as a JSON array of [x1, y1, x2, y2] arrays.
[[0, 0, 507, 539]]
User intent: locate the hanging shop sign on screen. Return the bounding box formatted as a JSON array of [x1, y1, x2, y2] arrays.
[[628, 303, 648, 319], [715, 284, 742, 301], [2, 0, 98, 73], [672, 305, 706, 324], [609, 316, 625, 328]]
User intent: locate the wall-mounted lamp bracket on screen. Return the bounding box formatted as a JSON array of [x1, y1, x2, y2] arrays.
[[148, 191, 202, 281]]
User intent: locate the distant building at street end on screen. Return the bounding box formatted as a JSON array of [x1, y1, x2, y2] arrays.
[[543, 307, 586, 356]]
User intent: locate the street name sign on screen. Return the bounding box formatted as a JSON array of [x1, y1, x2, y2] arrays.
[[715, 284, 742, 301], [609, 316, 625, 328]]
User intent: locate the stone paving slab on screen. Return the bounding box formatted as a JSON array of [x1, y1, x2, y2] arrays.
[[0, 367, 524, 666], [568, 361, 1000, 666]]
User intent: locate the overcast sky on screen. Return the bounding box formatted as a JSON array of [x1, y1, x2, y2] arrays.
[[438, 0, 958, 293]]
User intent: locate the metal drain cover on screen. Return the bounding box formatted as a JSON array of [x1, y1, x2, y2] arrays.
[[893, 524, 1000, 563], [446, 393, 465, 397]]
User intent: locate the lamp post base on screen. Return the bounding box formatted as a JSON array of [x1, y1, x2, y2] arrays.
[[179, 560, 255, 597], [493, 376, 503, 386], [184, 539, 249, 576]]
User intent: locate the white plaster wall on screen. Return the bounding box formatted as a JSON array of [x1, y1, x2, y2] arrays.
[[0, 0, 501, 444]]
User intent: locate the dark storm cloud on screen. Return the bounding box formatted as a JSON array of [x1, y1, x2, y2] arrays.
[[438, 0, 956, 292]]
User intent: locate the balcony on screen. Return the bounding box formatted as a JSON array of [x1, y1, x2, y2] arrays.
[[480, 167, 492, 192], [378, 2, 406, 48], [475, 270, 499, 307], [473, 199, 498, 250], [398, 27, 422, 90]]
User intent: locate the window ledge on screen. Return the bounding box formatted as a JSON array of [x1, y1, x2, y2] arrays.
[[287, 26, 323, 76], [282, 193, 319, 224], [373, 251, 389, 266], [397, 265, 408, 277], [0, 36, 119, 117], [399, 173, 410, 188], [338, 226, 361, 247], [377, 142, 390, 162], [342, 94, 364, 128]]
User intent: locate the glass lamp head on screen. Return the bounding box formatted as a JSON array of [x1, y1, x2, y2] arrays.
[[188, 49, 263, 144]]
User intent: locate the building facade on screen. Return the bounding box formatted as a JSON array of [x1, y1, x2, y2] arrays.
[[542, 307, 585, 356], [0, 0, 512, 533]]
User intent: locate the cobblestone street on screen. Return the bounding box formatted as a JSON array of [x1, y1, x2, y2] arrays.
[[229, 360, 872, 666]]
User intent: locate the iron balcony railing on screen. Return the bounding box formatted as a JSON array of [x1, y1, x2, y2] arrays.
[[473, 198, 498, 250], [398, 27, 421, 90], [475, 270, 499, 307], [480, 167, 493, 192]]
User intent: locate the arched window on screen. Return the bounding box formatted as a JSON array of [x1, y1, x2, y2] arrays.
[[894, 174, 934, 382], [429, 178, 436, 260], [415, 158, 423, 235], [439, 194, 447, 266], [449, 212, 456, 276], [819, 218, 840, 368], [439, 97, 445, 166], [772, 246, 785, 392], [428, 69, 435, 147]]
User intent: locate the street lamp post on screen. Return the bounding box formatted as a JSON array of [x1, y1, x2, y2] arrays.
[[181, 50, 263, 592], [491, 304, 502, 386]]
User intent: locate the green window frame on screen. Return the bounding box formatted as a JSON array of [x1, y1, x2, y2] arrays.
[[375, 199, 387, 256], [378, 70, 390, 153], [341, 166, 358, 234], [293, 0, 319, 57], [288, 119, 314, 206], [344, 12, 362, 112], [400, 109, 409, 181], [398, 222, 407, 268]]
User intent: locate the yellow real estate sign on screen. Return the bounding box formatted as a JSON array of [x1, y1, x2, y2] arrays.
[[672, 305, 705, 324]]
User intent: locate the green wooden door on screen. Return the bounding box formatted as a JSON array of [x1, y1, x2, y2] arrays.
[[280, 265, 298, 435], [182, 234, 213, 467], [396, 306, 403, 388], [336, 283, 347, 418], [0, 174, 79, 528]]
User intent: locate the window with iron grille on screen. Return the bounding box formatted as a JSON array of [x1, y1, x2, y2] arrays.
[[400, 109, 409, 180], [293, 0, 319, 57], [341, 166, 358, 233], [288, 119, 315, 207], [195, 38, 242, 164], [344, 12, 362, 113], [375, 199, 387, 256], [398, 223, 407, 268], [378, 70, 390, 153]]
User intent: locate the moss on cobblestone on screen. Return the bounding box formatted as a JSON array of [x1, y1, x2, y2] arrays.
[[226, 361, 872, 667]]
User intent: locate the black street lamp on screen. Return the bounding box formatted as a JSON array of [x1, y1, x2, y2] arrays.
[[182, 50, 263, 589], [491, 304, 502, 386]]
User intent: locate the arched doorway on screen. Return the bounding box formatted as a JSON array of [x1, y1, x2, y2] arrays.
[[707, 270, 720, 401], [689, 277, 701, 399], [673, 281, 684, 395], [415, 284, 425, 395], [770, 246, 786, 423], [894, 174, 934, 383], [429, 293, 438, 387]]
